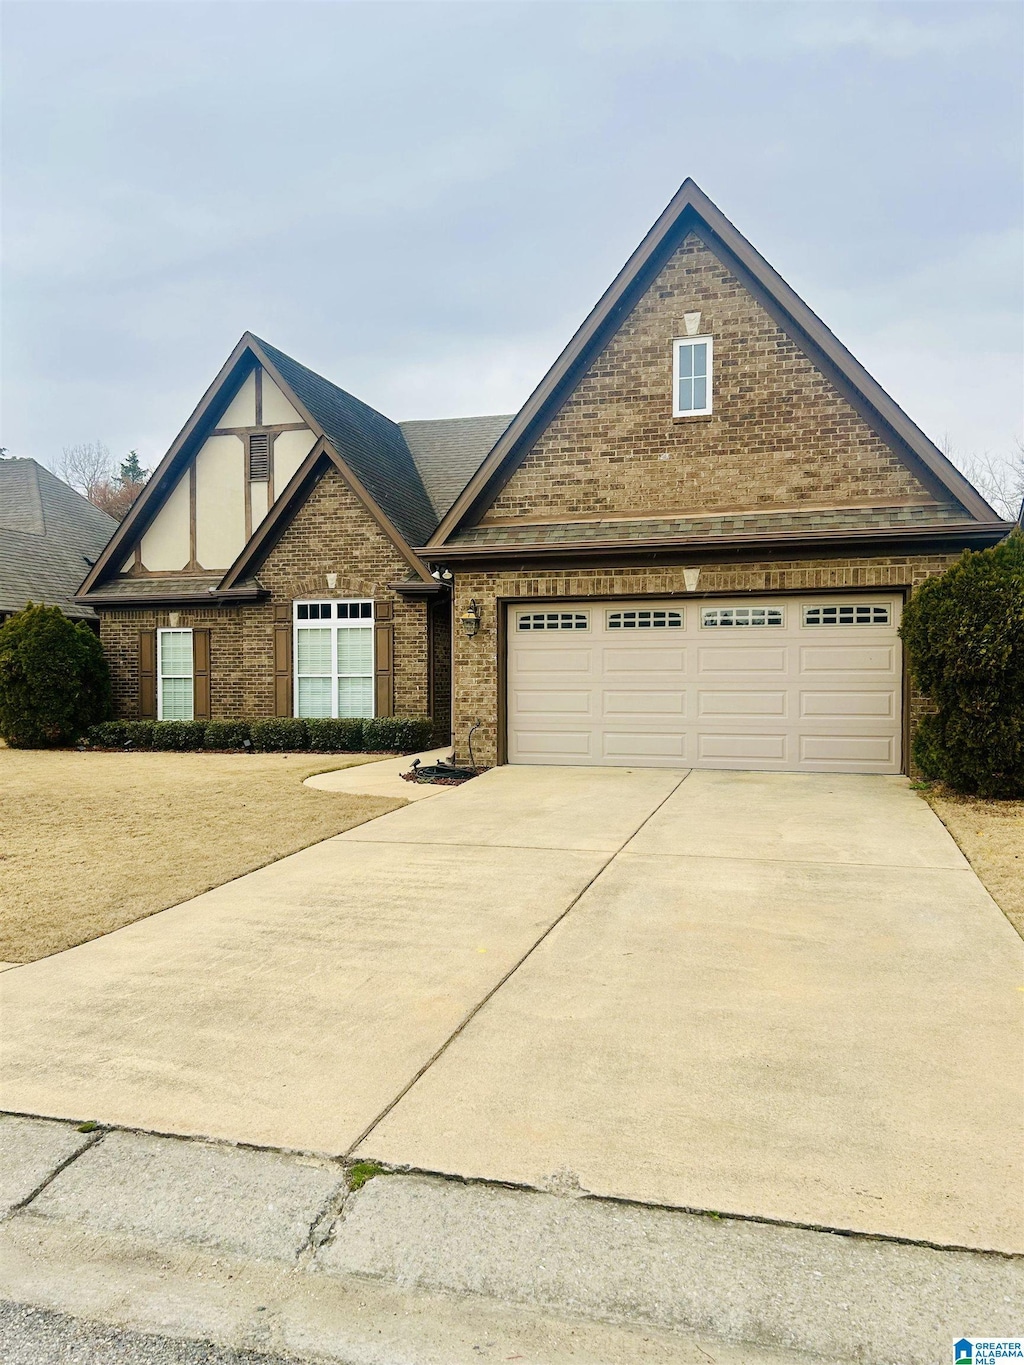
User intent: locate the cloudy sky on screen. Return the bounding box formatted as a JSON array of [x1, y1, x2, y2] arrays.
[[2, 0, 1021, 483]]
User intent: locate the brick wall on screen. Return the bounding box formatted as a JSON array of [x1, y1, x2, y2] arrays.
[[450, 554, 958, 771], [99, 467, 436, 721], [484, 232, 954, 525]]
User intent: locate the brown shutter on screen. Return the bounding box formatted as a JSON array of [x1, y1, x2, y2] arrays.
[[273, 603, 292, 716], [192, 628, 211, 720], [139, 629, 157, 719], [374, 601, 394, 717]]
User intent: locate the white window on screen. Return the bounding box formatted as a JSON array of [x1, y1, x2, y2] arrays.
[[516, 611, 589, 631], [294, 600, 374, 719], [607, 609, 683, 629], [701, 606, 784, 628], [803, 603, 891, 627], [157, 629, 194, 720], [673, 337, 713, 416]]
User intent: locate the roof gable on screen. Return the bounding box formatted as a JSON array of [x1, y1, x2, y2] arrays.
[[79, 335, 438, 598], [428, 180, 1000, 547]]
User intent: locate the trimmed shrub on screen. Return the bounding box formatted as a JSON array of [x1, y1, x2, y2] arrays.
[[362, 716, 433, 753], [88, 720, 129, 748], [251, 717, 309, 752], [151, 720, 207, 751], [0, 603, 112, 747], [203, 719, 252, 750], [121, 719, 154, 749], [306, 717, 364, 752], [901, 531, 1024, 797]]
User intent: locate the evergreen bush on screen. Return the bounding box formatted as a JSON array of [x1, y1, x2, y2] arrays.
[[251, 717, 308, 752], [0, 603, 111, 747], [901, 531, 1024, 797], [203, 719, 252, 750], [362, 716, 433, 753], [151, 720, 207, 751], [306, 717, 365, 752]]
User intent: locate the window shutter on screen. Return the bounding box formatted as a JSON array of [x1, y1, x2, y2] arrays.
[[374, 601, 394, 717], [248, 433, 270, 481], [192, 628, 211, 719], [139, 629, 157, 719], [273, 603, 292, 716]]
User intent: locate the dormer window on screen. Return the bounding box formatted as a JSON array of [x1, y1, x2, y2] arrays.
[[673, 337, 713, 416]]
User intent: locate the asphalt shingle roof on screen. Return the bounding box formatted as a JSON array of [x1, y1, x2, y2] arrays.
[[399, 415, 513, 523], [0, 459, 117, 618], [253, 338, 439, 548], [446, 502, 973, 550]]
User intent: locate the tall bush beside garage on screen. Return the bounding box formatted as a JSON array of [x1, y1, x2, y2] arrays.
[[0, 603, 112, 747], [900, 532, 1024, 797]]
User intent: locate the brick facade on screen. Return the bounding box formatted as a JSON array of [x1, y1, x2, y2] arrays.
[[449, 555, 959, 771], [100, 467, 443, 724], [483, 232, 955, 526]]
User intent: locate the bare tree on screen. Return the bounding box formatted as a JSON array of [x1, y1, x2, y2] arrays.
[[57, 441, 115, 502], [941, 435, 1024, 522]]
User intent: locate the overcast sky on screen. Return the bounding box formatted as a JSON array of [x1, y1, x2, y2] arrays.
[[2, 0, 1021, 482]]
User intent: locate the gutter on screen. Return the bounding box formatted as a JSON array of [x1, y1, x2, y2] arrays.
[[76, 586, 269, 609]]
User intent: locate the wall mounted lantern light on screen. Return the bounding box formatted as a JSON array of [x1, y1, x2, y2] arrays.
[[460, 599, 482, 638]]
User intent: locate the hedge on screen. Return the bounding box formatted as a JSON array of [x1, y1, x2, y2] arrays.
[[85, 714, 434, 754], [901, 530, 1024, 798], [0, 603, 112, 747]]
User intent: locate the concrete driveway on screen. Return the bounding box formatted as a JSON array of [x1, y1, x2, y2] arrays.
[[1, 765, 1021, 1253]]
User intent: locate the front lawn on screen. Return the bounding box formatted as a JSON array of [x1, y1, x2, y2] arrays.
[[926, 791, 1024, 939], [0, 751, 403, 963]]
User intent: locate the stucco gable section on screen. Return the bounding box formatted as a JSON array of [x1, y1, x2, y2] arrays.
[[480, 230, 959, 531]]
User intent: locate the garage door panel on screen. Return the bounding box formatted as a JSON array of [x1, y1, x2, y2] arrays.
[[800, 645, 896, 674], [699, 646, 788, 673], [507, 597, 901, 774], [603, 690, 686, 716], [800, 691, 895, 719], [698, 690, 787, 717], [697, 732, 788, 761], [799, 735, 895, 764], [603, 732, 688, 759], [602, 647, 686, 673], [512, 730, 593, 759], [517, 648, 592, 673]]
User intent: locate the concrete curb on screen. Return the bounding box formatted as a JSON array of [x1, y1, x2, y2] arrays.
[[2, 1115, 1020, 1363]]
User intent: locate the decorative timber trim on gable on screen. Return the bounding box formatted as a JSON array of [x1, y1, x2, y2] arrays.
[[426, 179, 999, 549], [78, 333, 434, 608]]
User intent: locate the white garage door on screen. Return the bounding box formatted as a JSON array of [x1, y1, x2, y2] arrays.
[[506, 596, 902, 773]]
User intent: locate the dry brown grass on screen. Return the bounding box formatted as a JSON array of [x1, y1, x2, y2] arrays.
[[925, 789, 1024, 939], [0, 750, 404, 962]]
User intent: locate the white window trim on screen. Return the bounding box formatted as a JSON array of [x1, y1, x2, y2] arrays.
[[157, 627, 194, 721], [672, 336, 714, 417], [293, 599, 375, 719]]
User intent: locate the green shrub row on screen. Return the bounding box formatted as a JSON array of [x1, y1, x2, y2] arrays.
[[86, 715, 434, 755]]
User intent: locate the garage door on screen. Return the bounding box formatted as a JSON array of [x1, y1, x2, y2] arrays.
[[506, 596, 902, 773]]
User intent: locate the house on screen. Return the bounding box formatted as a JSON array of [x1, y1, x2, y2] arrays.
[[0, 458, 117, 626], [78, 181, 1011, 771]]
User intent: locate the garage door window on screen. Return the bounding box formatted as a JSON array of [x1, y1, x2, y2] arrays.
[[607, 609, 683, 629], [517, 611, 589, 631], [701, 606, 783, 628], [803, 604, 891, 626]]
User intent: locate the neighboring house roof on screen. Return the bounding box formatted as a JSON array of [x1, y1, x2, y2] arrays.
[[399, 415, 514, 522], [0, 459, 117, 619], [428, 178, 1004, 551]]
